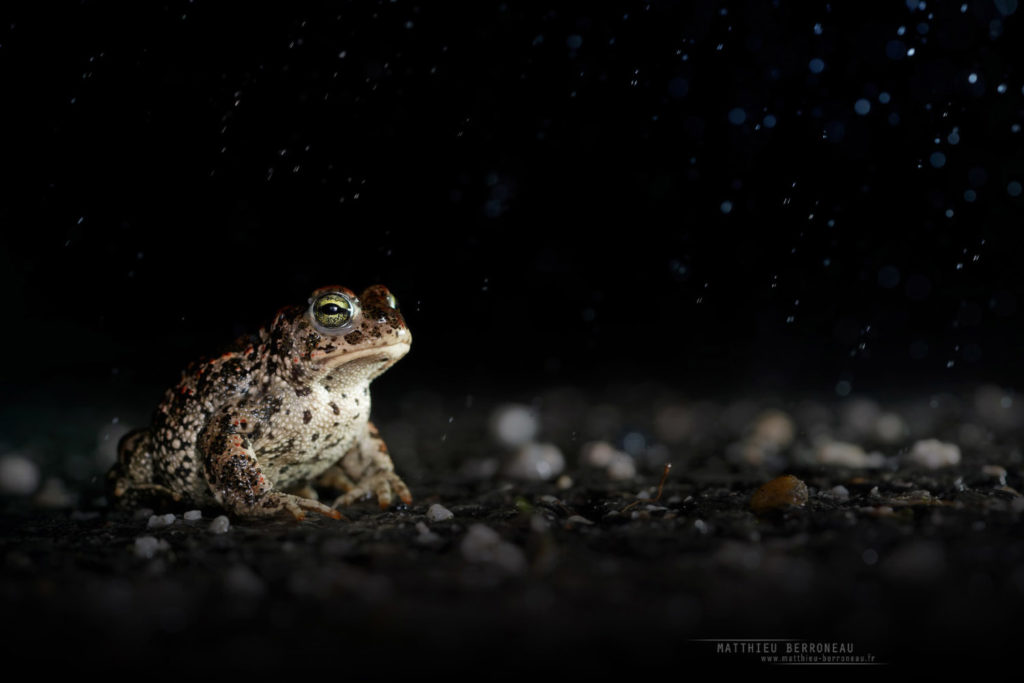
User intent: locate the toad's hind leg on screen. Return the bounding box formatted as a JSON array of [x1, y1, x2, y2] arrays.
[[106, 428, 182, 510], [198, 416, 341, 521]]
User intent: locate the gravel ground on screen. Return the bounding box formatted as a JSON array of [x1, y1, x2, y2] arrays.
[[3, 384, 1023, 674]]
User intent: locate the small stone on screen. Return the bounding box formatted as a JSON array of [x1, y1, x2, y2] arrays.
[[580, 441, 619, 468], [565, 515, 594, 526], [606, 452, 637, 480], [839, 398, 881, 440], [133, 536, 170, 559], [982, 465, 1008, 485], [750, 475, 809, 514], [974, 384, 1021, 430], [209, 515, 231, 534], [183, 509, 203, 521], [460, 523, 527, 574], [875, 412, 907, 443], [653, 404, 694, 443], [816, 440, 885, 468], [556, 474, 573, 490], [0, 454, 40, 495], [34, 477, 75, 508], [906, 439, 961, 469], [426, 503, 454, 522], [490, 404, 539, 447], [827, 485, 850, 501], [147, 513, 176, 529], [502, 442, 565, 481], [750, 409, 796, 448]]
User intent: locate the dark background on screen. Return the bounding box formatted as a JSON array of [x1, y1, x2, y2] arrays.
[[2, 0, 1023, 401]]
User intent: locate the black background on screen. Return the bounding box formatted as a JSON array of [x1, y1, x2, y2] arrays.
[[3, 0, 1023, 400]]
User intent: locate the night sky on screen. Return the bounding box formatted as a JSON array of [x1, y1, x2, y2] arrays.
[[3, 0, 1024, 402]]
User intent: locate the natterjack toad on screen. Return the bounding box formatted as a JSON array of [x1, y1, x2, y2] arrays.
[[107, 285, 412, 520]]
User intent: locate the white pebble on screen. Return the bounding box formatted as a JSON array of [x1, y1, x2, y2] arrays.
[[490, 404, 539, 446], [209, 515, 231, 534], [906, 439, 961, 469], [653, 404, 694, 443], [828, 485, 850, 501], [426, 503, 454, 522], [460, 523, 527, 574], [502, 442, 565, 481], [0, 455, 40, 495], [816, 440, 885, 468], [606, 452, 637, 480], [875, 412, 907, 443], [580, 440, 618, 468], [750, 409, 796, 447], [183, 509, 203, 521], [566, 515, 594, 526], [133, 536, 170, 559], [840, 399, 881, 439], [147, 513, 176, 529]]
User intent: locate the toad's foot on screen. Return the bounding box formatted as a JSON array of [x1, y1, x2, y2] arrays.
[[330, 470, 413, 510], [260, 491, 342, 521]]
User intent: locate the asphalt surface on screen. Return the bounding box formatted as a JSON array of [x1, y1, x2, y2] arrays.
[[2, 385, 1023, 675]]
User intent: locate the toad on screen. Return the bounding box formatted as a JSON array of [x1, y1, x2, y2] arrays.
[[107, 284, 412, 520]]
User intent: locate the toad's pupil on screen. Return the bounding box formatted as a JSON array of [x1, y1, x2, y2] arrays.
[[321, 303, 342, 315]]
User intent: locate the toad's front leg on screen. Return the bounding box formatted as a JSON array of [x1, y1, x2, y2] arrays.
[[317, 421, 413, 510], [198, 408, 341, 521]]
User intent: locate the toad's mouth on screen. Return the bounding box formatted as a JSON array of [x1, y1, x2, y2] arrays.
[[317, 341, 411, 374]]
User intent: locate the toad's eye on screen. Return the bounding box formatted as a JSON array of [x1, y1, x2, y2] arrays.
[[312, 293, 353, 328], [385, 291, 398, 309]]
